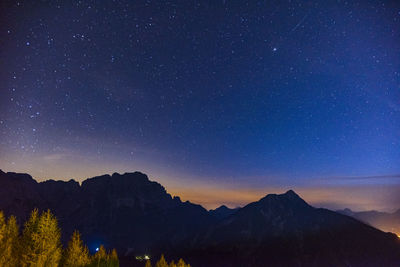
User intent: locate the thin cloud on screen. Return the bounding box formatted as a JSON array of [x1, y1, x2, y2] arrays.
[[332, 174, 400, 180]]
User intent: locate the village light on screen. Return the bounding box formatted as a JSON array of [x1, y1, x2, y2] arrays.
[[135, 255, 151, 261]]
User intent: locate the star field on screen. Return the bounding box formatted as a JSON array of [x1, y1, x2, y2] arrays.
[[0, 0, 399, 210]]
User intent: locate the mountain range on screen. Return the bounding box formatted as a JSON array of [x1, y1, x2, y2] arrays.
[[1, 169, 400, 266]]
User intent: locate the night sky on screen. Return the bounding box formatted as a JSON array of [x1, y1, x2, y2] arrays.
[[1, 0, 399, 210]]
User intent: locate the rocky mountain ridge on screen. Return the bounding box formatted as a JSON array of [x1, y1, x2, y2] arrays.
[[1, 169, 400, 266]]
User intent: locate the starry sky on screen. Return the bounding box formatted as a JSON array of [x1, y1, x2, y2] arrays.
[[1, 0, 400, 210]]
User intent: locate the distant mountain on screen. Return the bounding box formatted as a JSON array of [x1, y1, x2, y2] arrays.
[[178, 190, 400, 266], [209, 205, 239, 220], [337, 208, 400, 236], [1, 170, 400, 266]]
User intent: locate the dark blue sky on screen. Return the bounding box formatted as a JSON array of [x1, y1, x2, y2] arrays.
[[1, 0, 399, 209]]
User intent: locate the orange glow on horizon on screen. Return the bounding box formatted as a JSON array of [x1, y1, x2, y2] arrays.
[[1, 160, 399, 212], [167, 183, 399, 212]]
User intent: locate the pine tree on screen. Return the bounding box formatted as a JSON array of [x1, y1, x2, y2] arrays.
[[168, 260, 177, 267], [63, 230, 91, 267], [145, 259, 152, 267], [108, 248, 119, 267], [20, 208, 40, 266], [0, 211, 5, 241], [155, 254, 168, 267], [0, 211, 7, 264], [88, 244, 120, 267], [20, 209, 62, 266], [37, 209, 62, 266], [91, 245, 108, 266], [177, 258, 187, 267], [0, 215, 19, 266], [0, 209, 121, 267]]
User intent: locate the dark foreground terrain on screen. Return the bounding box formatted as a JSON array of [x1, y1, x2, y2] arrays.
[[1, 170, 399, 266]]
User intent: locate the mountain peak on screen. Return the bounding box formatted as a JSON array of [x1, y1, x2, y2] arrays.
[[283, 189, 299, 197], [260, 189, 302, 201], [256, 189, 311, 212], [111, 171, 150, 181], [215, 205, 229, 210], [0, 171, 37, 184], [209, 205, 239, 220]]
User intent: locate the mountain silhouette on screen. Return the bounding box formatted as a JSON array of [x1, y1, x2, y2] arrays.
[[178, 190, 400, 266], [0, 170, 213, 253], [1, 170, 400, 266], [209, 205, 239, 220]]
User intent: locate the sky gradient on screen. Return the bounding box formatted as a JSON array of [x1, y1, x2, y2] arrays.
[[1, 0, 399, 211]]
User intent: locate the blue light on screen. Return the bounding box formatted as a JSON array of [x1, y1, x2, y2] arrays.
[[95, 247, 99, 252]]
